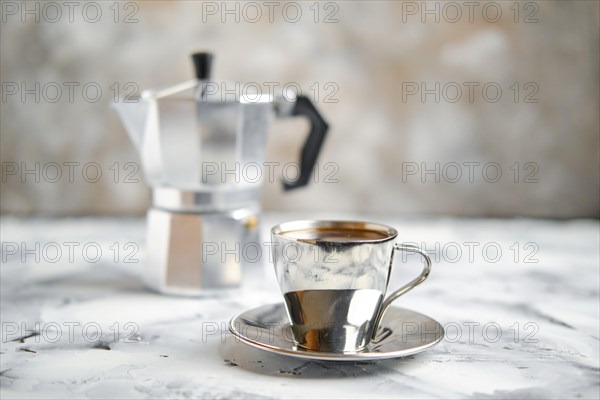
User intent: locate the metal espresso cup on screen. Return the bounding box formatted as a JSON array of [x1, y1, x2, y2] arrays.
[[271, 220, 432, 353]]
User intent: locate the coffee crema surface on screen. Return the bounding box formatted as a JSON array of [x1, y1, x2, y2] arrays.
[[279, 227, 389, 242]]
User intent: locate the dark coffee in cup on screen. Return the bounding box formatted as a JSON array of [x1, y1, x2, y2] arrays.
[[279, 226, 390, 243]]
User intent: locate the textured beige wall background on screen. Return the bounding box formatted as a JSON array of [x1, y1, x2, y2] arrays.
[[1, 1, 598, 217]]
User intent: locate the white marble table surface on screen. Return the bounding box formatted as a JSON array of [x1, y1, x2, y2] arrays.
[[1, 214, 599, 399]]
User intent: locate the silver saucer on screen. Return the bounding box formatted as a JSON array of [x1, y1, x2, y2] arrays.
[[229, 303, 445, 361]]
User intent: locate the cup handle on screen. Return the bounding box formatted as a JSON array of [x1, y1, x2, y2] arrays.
[[372, 243, 432, 339]]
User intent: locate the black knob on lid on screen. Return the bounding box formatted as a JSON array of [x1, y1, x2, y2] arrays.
[[192, 52, 213, 80]]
